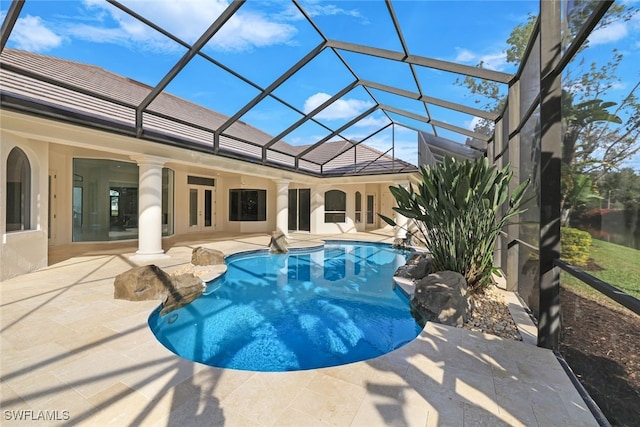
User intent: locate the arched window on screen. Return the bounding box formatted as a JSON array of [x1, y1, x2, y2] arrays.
[[6, 147, 31, 232], [324, 189, 346, 223]]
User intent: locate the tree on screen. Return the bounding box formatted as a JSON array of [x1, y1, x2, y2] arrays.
[[456, 3, 640, 226], [598, 168, 640, 211]]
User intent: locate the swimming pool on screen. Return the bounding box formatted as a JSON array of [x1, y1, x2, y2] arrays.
[[148, 241, 422, 372]]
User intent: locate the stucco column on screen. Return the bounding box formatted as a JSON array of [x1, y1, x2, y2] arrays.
[[275, 180, 290, 235], [130, 155, 169, 262], [394, 181, 409, 239]]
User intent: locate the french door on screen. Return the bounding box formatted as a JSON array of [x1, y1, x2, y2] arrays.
[[189, 185, 215, 231], [288, 188, 311, 232]]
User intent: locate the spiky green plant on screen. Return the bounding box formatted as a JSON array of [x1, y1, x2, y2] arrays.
[[380, 157, 530, 291]]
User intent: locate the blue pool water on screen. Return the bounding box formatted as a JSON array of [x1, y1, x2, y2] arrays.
[[148, 241, 422, 372]]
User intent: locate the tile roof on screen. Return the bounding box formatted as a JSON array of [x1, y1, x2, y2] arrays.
[[0, 48, 417, 177]]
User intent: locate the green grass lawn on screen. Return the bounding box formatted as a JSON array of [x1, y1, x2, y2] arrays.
[[561, 238, 640, 302]]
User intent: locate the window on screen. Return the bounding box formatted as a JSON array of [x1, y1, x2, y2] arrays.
[[162, 168, 175, 236], [355, 191, 362, 223], [229, 189, 266, 221], [6, 147, 31, 232], [324, 189, 346, 223], [187, 175, 215, 186], [366, 194, 375, 224], [72, 159, 175, 241]]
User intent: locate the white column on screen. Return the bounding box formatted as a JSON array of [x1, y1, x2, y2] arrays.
[[130, 155, 169, 262], [394, 181, 409, 239], [275, 180, 290, 235]]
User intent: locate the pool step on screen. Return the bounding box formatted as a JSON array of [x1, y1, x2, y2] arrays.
[[392, 276, 415, 299]]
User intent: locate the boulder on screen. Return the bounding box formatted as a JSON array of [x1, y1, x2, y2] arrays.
[[392, 232, 414, 250], [269, 230, 288, 254], [410, 271, 472, 327], [191, 247, 225, 266], [394, 253, 433, 280], [114, 265, 172, 301], [160, 273, 205, 315], [175, 264, 227, 283]]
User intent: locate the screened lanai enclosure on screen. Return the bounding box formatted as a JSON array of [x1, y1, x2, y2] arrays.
[[1, 0, 639, 425]]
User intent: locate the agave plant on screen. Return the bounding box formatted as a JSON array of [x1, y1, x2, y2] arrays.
[[380, 157, 530, 291]]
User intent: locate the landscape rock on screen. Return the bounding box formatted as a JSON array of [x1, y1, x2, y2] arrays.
[[161, 273, 205, 315], [410, 270, 472, 327], [191, 247, 225, 266], [171, 263, 227, 283], [269, 229, 288, 254], [392, 232, 414, 250], [115, 248, 223, 314], [463, 286, 522, 340], [114, 265, 172, 301], [394, 253, 433, 280]]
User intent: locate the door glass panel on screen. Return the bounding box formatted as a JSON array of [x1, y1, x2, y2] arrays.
[[204, 189, 212, 227], [72, 158, 137, 242], [288, 189, 298, 231], [189, 189, 198, 227], [73, 187, 82, 229], [367, 195, 375, 224], [299, 189, 311, 232], [48, 175, 52, 238], [162, 168, 174, 236]]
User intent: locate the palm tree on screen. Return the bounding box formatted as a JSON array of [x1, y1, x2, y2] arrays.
[[561, 90, 622, 225]]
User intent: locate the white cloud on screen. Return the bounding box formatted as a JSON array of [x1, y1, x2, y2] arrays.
[[210, 11, 296, 51], [455, 48, 476, 63], [10, 15, 63, 52], [356, 115, 391, 128], [588, 21, 628, 45], [294, 0, 366, 21], [465, 116, 482, 131], [75, 0, 296, 52], [303, 92, 374, 120], [364, 135, 418, 165], [453, 47, 508, 71], [478, 52, 508, 72]]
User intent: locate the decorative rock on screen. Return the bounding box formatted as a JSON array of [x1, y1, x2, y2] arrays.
[[410, 271, 472, 327], [114, 265, 172, 301], [269, 229, 288, 254], [463, 285, 522, 340], [394, 253, 433, 280], [392, 231, 414, 250], [170, 263, 227, 283], [160, 273, 205, 315], [191, 247, 225, 266], [114, 255, 217, 314]]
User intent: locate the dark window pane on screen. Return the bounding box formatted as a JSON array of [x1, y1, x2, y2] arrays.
[[229, 189, 266, 221], [6, 147, 31, 231], [299, 189, 311, 232], [324, 189, 346, 223], [288, 189, 297, 231], [187, 176, 215, 186], [190, 189, 198, 226], [324, 213, 346, 223], [325, 190, 346, 211], [204, 189, 212, 227]]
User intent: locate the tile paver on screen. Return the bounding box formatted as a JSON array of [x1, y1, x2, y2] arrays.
[[0, 232, 599, 426]]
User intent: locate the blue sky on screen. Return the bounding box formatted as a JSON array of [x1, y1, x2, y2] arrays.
[[2, 0, 639, 170]]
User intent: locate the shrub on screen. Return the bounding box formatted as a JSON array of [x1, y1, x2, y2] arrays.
[[561, 227, 592, 267], [380, 157, 529, 292]]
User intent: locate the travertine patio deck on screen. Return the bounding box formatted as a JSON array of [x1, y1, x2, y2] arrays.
[[1, 232, 598, 426]]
